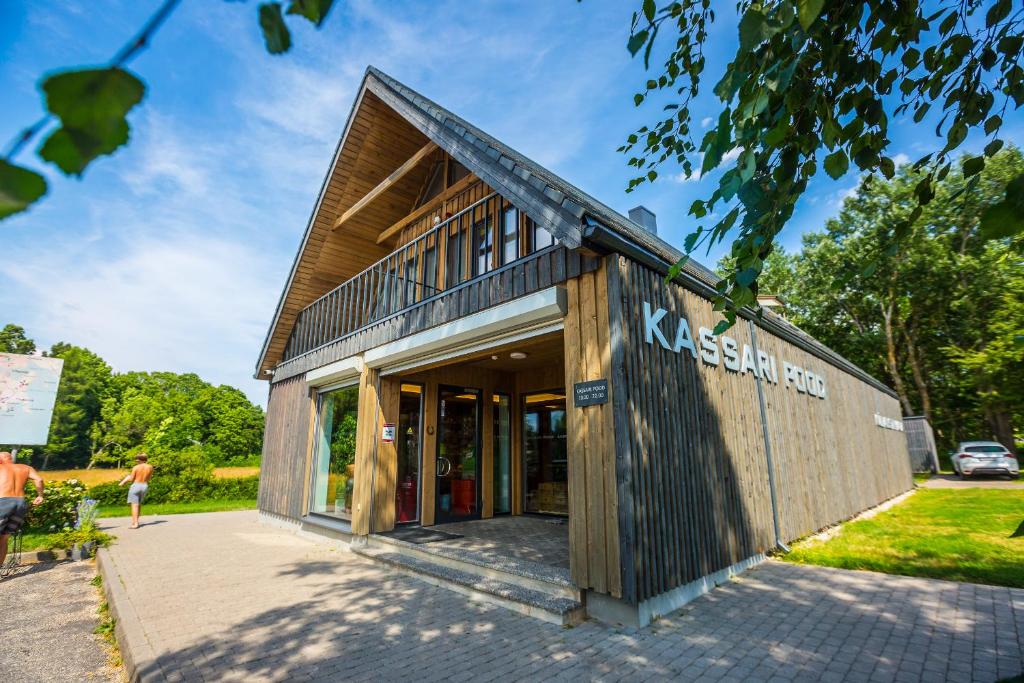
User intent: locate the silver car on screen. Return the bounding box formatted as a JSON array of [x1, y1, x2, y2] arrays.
[[951, 441, 1020, 479]]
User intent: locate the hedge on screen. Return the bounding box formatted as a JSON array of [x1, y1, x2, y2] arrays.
[[88, 475, 259, 507]]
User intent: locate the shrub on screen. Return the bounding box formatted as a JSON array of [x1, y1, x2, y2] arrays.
[[87, 475, 259, 505], [24, 479, 87, 532]]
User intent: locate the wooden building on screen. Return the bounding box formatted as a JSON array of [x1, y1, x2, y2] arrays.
[[255, 67, 913, 626]]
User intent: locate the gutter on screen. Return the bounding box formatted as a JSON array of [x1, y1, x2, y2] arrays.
[[749, 321, 790, 553]]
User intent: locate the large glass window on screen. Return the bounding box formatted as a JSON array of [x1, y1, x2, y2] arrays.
[[501, 207, 519, 266], [493, 393, 512, 515], [523, 391, 567, 515], [311, 384, 360, 521], [473, 216, 493, 277]]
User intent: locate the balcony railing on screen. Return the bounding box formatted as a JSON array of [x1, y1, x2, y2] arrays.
[[283, 191, 553, 362]]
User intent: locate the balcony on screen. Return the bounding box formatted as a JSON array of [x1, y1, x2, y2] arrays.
[[282, 192, 558, 363]]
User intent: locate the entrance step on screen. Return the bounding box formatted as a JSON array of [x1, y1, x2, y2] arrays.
[[366, 533, 577, 599], [353, 541, 585, 626]]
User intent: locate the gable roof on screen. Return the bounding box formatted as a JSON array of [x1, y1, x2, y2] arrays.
[[255, 66, 896, 399]]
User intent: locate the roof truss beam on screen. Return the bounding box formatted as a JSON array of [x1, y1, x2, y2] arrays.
[[332, 141, 438, 231]]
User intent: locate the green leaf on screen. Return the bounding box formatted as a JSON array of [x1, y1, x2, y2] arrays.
[[642, 0, 656, 22], [962, 156, 985, 177], [627, 29, 649, 56], [39, 122, 129, 175], [259, 3, 292, 54], [984, 115, 1002, 135], [986, 0, 1011, 28], [287, 0, 334, 26], [984, 139, 1004, 157], [823, 150, 849, 179], [879, 156, 895, 179], [38, 67, 145, 176], [739, 9, 769, 52], [42, 67, 144, 130], [796, 0, 825, 31], [0, 160, 47, 220]]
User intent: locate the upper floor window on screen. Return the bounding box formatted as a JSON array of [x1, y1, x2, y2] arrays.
[[473, 216, 494, 277], [532, 220, 554, 251], [501, 206, 519, 265]]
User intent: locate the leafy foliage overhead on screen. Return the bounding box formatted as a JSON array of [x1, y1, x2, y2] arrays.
[[0, 324, 36, 355], [624, 0, 1024, 330], [742, 147, 1023, 453], [0, 0, 338, 220]]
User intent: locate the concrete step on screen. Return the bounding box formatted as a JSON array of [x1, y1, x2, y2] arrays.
[[364, 533, 578, 600], [352, 545, 586, 626]]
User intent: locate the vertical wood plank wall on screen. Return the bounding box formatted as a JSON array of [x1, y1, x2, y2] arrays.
[[257, 375, 314, 520], [607, 255, 912, 604], [563, 261, 622, 598]]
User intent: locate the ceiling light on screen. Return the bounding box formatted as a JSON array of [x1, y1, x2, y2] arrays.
[[510, 351, 528, 360]]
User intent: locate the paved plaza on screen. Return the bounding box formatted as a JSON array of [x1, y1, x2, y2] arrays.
[[99, 511, 1024, 682], [919, 474, 1023, 489]]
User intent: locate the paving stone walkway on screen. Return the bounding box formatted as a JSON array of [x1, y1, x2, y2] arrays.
[[919, 474, 1023, 489], [0, 560, 120, 682], [100, 511, 1024, 682]]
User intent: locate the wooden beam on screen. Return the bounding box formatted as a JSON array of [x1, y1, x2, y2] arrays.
[[332, 142, 438, 231], [375, 174, 480, 245]]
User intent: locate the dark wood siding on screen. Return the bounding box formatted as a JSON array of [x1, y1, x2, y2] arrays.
[[257, 375, 313, 519], [271, 246, 597, 383], [608, 255, 912, 604]]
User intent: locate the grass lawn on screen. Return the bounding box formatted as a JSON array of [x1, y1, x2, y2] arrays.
[[784, 488, 1024, 589], [97, 499, 257, 518], [40, 467, 259, 486], [16, 499, 257, 552]]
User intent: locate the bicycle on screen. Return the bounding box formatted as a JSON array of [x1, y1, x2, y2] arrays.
[[0, 530, 24, 579]]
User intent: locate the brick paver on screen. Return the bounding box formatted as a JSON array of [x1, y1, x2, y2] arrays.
[[100, 511, 1024, 682]]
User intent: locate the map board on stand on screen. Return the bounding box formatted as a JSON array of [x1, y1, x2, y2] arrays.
[[0, 353, 64, 445]]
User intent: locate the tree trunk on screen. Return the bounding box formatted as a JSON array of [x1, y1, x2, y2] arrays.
[[881, 302, 913, 415], [984, 405, 1017, 456], [902, 328, 932, 422]]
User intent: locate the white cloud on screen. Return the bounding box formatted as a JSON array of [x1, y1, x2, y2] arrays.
[[891, 152, 910, 167], [701, 116, 713, 128], [5, 233, 278, 404]]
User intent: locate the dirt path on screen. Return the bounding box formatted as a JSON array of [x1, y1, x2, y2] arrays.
[[0, 560, 122, 682]]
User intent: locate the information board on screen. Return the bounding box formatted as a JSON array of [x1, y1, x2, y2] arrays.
[[0, 353, 64, 445]]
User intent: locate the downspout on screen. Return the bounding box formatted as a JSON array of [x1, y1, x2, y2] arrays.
[[748, 320, 790, 553]]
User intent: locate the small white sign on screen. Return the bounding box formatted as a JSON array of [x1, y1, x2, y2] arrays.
[[874, 414, 904, 431], [381, 423, 396, 443]]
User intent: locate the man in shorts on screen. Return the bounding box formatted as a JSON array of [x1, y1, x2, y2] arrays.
[[119, 453, 154, 529], [0, 451, 45, 567]]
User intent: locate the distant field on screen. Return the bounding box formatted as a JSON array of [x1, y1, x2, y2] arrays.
[[41, 466, 259, 486]]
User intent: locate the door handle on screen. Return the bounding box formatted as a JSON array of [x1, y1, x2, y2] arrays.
[[436, 457, 452, 477]]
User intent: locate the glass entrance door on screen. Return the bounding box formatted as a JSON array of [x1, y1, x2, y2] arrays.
[[395, 384, 423, 524], [436, 386, 481, 522]]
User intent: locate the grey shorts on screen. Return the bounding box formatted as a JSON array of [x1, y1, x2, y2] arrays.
[[0, 497, 28, 535], [127, 483, 148, 504]]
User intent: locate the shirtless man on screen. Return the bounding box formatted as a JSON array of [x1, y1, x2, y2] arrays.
[[118, 453, 154, 529], [0, 451, 44, 567]]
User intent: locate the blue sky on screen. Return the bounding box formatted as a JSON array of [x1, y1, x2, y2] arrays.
[[2, 1, 1020, 406]]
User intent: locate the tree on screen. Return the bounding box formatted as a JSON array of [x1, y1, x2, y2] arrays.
[[1, 0, 337, 220], [0, 324, 36, 354], [624, 0, 1024, 331], [43, 343, 113, 469], [759, 147, 1023, 452]]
